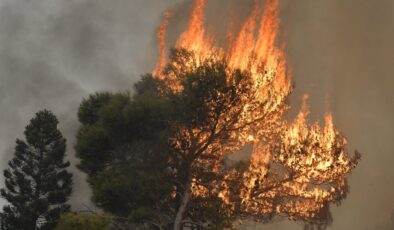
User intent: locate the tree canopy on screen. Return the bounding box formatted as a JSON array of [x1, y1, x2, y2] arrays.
[[75, 88, 173, 222]]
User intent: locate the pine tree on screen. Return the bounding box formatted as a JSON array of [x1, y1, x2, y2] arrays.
[[0, 110, 73, 230]]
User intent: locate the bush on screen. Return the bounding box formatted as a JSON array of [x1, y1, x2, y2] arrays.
[[55, 213, 113, 230]]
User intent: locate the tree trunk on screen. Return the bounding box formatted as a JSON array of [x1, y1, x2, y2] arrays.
[[173, 181, 191, 230]]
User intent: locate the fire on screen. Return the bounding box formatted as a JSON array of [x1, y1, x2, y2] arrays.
[[153, 10, 173, 78], [240, 94, 356, 219], [176, 0, 212, 59], [152, 0, 359, 224], [227, 0, 259, 71]]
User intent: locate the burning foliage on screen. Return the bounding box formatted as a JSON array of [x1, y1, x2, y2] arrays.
[[151, 0, 360, 228]]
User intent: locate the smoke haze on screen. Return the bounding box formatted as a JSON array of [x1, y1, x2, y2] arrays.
[[0, 0, 393, 229], [0, 0, 183, 210]]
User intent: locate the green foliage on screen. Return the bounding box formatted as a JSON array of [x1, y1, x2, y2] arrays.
[[76, 125, 111, 173], [187, 196, 235, 230], [76, 87, 170, 174], [55, 213, 112, 230], [75, 76, 173, 222], [128, 207, 155, 223], [134, 74, 164, 96], [0, 110, 72, 230], [89, 156, 170, 217], [173, 61, 232, 122], [78, 92, 113, 125]]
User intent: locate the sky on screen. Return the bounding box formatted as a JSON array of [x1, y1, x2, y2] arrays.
[[0, 0, 393, 229]]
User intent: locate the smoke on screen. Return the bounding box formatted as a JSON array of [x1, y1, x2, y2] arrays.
[[0, 0, 393, 229], [0, 0, 182, 210], [374, 210, 394, 230]]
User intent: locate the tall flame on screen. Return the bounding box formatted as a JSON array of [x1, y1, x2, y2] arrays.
[[255, 0, 280, 65], [153, 10, 173, 77], [176, 0, 211, 56], [227, 0, 259, 71]]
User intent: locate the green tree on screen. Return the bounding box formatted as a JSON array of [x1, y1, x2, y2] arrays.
[[75, 89, 174, 227], [55, 213, 112, 230], [0, 110, 73, 230]]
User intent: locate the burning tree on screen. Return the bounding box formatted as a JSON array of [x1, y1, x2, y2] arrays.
[[152, 0, 360, 229], [75, 0, 360, 229]]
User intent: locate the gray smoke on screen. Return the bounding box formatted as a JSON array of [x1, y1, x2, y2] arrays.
[[0, 0, 393, 230], [0, 0, 182, 210]]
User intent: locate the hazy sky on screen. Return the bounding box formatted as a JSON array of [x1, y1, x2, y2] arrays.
[[0, 1, 393, 229], [0, 0, 183, 212]]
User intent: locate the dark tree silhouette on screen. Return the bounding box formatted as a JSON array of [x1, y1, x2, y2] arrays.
[[0, 110, 72, 230]]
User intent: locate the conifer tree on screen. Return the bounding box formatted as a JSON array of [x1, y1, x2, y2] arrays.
[[0, 110, 72, 230]]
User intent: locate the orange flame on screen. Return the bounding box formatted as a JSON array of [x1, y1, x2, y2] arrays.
[[227, 0, 260, 70], [255, 0, 280, 65], [176, 0, 212, 57], [153, 10, 173, 78]]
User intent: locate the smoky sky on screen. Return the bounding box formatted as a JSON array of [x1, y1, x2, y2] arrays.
[[0, 0, 183, 211], [0, 1, 393, 230]]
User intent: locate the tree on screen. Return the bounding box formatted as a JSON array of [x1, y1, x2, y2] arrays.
[[75, 90, 175, 228], [76, 0, 361, 228], [76, 50, 359, 230], [0, 110, 73, 230], [55, 213, 112, 230]]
